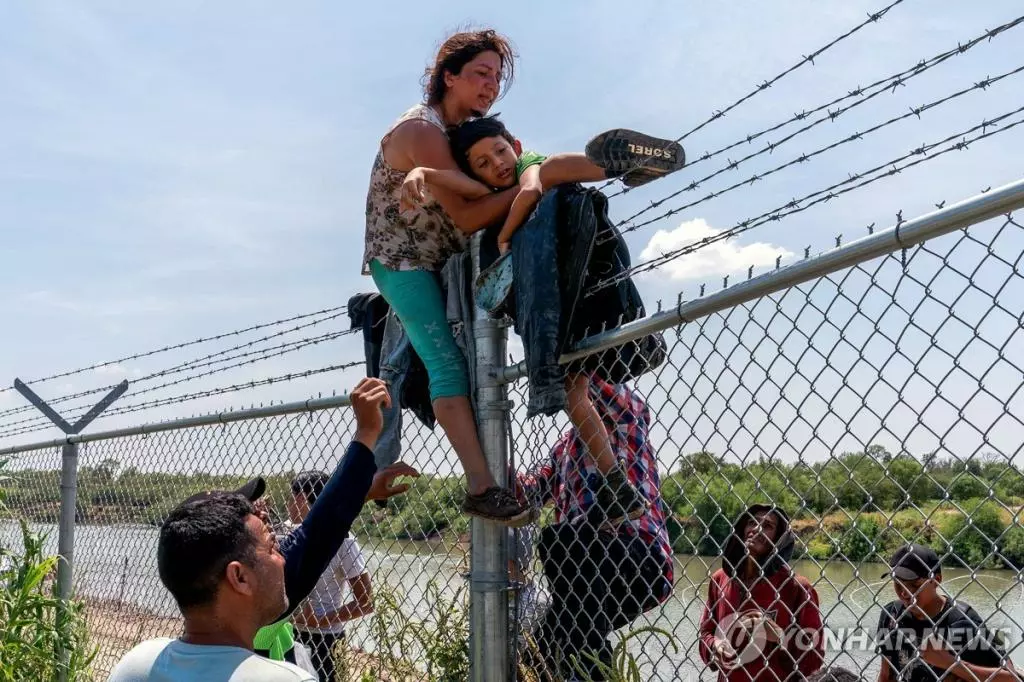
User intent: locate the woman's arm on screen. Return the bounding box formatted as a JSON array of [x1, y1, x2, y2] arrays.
[[389, 120, 518, 234], [402, 167, 492, 210]]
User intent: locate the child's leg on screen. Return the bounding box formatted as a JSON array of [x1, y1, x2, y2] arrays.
[[566, 374, 648, 524], [565, 373, 617, 473]]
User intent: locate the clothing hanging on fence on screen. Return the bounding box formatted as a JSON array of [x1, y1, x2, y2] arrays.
[[349, 250, 477, 469], [479, 183, 667, 418], [346, 293, 390, 379]]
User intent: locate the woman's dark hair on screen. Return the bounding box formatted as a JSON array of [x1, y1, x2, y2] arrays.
[[157, 493, 258, 610], [448, 115, 516, 177], [423, 29, 516, 106], [290, 470, 329, 505]]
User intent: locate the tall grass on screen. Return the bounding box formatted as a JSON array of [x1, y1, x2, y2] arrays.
[[0, 459, 96, 681], [339, 581, 469, 682], [336, 576, 674, 682]]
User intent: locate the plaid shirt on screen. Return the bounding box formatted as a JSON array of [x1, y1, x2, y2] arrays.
[[520, 379, 674, 597]]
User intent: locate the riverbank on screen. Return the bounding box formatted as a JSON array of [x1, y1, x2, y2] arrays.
[[64, 548, 1024, 681], [14, 497, 1020, 572]]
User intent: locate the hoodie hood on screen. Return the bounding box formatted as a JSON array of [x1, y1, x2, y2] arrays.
[[721, 503, 795, 578]]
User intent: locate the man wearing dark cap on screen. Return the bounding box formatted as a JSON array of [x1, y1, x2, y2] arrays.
[[876, 543, 1018, 682], [107, 378, 417, 681]]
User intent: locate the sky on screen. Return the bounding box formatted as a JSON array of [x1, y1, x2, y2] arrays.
[[1, 0, 1022, 466]]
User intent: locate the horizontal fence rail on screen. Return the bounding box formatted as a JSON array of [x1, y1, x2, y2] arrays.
[[0, 394, 354, 456]]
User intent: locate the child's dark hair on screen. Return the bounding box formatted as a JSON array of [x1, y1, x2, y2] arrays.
[[423, 29, 516, 106], [290, 470, 329, 505], [448, 115, 516, 177]]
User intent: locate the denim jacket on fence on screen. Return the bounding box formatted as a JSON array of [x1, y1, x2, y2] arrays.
[[480, 184, 666, 418]]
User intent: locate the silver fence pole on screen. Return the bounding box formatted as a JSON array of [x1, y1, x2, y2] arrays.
[[55, 441, 80, 682], [0, 393, 353, 457], [8, 378, 128, 682], [469, 236, 511, 681]]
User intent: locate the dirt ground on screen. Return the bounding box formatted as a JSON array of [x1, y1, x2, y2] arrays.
[[84, 599, 181, 676], [84, 599, 430, 681]]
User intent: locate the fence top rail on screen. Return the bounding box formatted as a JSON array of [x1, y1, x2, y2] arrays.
[[0, 393, 353, 456], [497, 176, 1024, 384]]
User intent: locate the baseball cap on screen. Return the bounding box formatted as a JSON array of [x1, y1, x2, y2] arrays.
[[884, 543, 942, 580], [179, 476, 267, 507]]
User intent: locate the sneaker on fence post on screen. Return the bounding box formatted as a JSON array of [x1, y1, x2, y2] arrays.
[[462, 486, 537, 527], [591, 466, 648, 527], [584, 129, 687, 188]]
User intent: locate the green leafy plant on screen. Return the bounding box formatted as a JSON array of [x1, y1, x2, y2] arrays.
[[338, 580, 468, 682], [571, 626, 679, 682], [0, 460, 96, 681]]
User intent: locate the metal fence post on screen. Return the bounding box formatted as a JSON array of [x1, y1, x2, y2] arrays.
[[10, 377, 127, 682], [469, 236, 511, 681], [55, 441, 80, 681]]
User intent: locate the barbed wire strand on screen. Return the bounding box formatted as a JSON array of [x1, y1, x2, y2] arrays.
[[0, 329, 358, 432], [0, 305, 347, 395], [608, 61, 1024, 240], [587, 104, 1024, 294], [593, 0, 906, 192], [0, 361, 364, 440], [605, 15, 1024, 220], [0, 312, 352, 421]]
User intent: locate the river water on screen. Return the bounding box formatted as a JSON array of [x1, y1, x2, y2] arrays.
[[4, 521, 1023, 680]]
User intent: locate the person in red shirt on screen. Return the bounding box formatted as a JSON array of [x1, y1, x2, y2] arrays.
[[699, 503, 824, 682]]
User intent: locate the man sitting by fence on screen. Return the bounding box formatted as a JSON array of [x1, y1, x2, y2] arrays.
[[106, 379, 413, 682], [876, 543, 1018, 682], [517, 378, 674, 681], [699, 503, 825, 682]]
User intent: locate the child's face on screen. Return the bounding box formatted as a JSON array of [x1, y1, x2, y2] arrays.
[[465, 135, 521, 189], [894, 576, 942, 616]]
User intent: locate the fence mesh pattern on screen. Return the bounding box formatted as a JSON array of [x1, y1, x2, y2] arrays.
[[1, 214, 1023, 681], [505, 214, 1024, 681], [0, 408, 473, 681]]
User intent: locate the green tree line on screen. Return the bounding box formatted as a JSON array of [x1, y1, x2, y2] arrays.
[[4, 446, 1024, 569]]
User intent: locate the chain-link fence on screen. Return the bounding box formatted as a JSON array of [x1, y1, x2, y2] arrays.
[[1, 184, 1023, 682], [501, 193, 1024, 681], [0, 401, 473, 681]]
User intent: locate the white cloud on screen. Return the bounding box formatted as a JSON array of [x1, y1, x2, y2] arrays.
[[638, 218, 794, 282], [94, 364, 127, 376]]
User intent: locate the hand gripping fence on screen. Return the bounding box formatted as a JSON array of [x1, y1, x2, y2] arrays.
[[2, 179, 1023, 681]]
